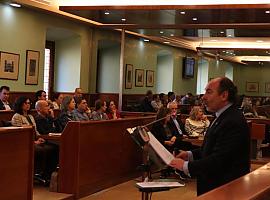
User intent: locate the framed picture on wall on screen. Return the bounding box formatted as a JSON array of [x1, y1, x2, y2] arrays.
[[125, 64, 133, 89], [265, 82, 270, 93], [25, 50, 39, 85], [246, 82, 259, 92], [146, 70, 154, 87], [0, 51, 19, 80], [135, 69, 144, 87]]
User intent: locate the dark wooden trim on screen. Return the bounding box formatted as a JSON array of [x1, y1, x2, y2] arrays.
[[100, 23, 270, 29], [60, 4, 270, 11]]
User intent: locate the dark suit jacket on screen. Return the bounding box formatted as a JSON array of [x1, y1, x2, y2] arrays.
[[0, 100, 12, 110], [35, 114, 60, 134], [189, 105, 250, 195], [167, 116, 186, 137]]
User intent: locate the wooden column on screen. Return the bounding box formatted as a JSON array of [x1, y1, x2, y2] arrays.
[[118, 29, 125, 111]]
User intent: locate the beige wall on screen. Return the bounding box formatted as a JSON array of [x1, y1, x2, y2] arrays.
[[0, 4, 269, 96]]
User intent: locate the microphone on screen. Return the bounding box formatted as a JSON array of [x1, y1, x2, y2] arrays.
[[127, 113, 181, 147], [142, 113, 181, 128]]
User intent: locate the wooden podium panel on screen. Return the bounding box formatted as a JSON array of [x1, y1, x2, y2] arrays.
[[58, 116, 155, 199], [196, 162, 270, 200], [0, 127, 34, 200]]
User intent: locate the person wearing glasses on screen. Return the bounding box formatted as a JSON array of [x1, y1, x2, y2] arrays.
[[11, 96, 58, 184]]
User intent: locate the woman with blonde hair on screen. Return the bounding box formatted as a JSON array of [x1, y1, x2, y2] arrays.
[[185, 106, 210, 136]]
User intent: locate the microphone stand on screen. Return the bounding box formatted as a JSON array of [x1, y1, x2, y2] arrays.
[[133, 113, 181, 181]]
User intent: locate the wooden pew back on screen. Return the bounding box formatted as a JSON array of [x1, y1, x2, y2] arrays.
[[0, 127, 34, 200]]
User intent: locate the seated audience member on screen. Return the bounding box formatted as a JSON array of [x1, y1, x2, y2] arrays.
[[35, 100, 60, 134], [106, 100, 121, 119], [0, 85, 12, 110], [241, 97, 252, 112], [92, 99, 109, 120], [167, 101, 192, 150], [151, 94, 162, 112], [159, 93, 168, 107], [74, 87, 83, 106], [57, 96, 76, 131], [12, 96, 37, 128], [74, 97, 91, 121], [167, 91, 175, 103], [167, 101, 185, 136], [32, 90, 46, 109], [181, 92, 194, 105], [185, 106, 210, 136], [174, 95, 182, 106], [12, 96, 58, 182], [52, 93, 63, 109], [151, 107, 177, 152], [140, 90, 155, 112]]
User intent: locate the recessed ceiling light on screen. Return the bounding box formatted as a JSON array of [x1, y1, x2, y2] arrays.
[[256, 40, 264, 43], [160, 31, 164, 34], [9, 3, 21, 7], [180, 11, 186, 15], [265, 10, 270, 14], [163, 41, 170, 44], [222, 50, 226, 53], [170, 34, 174, 36], [121, 18, 126, 21], [220, 31, 224, 34], [105, 12, 110, 15], [220, 58, 223, 61], [228, 34, 232, 37], [192, 18, 198, 21], [143, 39, 149, 42]]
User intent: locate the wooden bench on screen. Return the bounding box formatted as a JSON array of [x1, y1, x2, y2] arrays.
[[55, 116, 156, 199], [0, 127, 34, 200]]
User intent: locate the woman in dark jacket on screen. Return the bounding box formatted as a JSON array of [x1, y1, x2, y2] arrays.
[[151, 107, 176, 152]]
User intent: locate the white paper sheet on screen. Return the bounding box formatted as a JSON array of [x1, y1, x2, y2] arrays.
[[136, 181, 184, 188], [147, 131, 174, 165]]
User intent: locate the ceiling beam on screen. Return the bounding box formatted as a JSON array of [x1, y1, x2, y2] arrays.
[[59, 4, 270, 11]]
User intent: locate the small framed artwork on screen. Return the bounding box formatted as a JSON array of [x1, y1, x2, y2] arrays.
[[265, 82, 270, 93], [146, 70, 154, 87], [125, 64, 133, 89], [0, 51, 20, 80], [25, 50, 39, 85], [135, 69, 144, 87], [246, 82, 259, 92]]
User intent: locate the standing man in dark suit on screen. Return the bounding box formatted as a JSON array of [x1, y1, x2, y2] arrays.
[[170, 77, 250, 196], [0, 86, 12, 110]]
